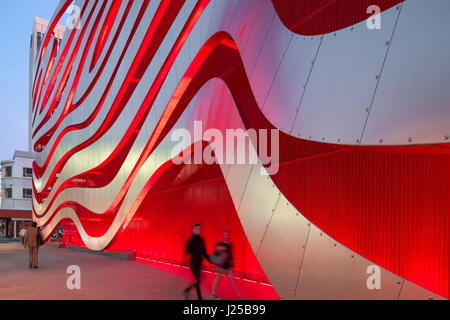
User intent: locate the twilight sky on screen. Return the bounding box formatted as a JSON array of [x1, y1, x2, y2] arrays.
[[0, 1, 69, 161]]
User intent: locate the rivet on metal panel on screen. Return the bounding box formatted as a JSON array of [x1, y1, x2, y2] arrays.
[[351, 254, 354, 258], [322, 137, 325, 141], [428, 296, 434, 300], [320, 233, 323, 236], [444, 134, 449, 140], [334, 243, 337, 247], [333, 33, 336, 36], [308, 223, 311, 226], [337, 138, 341, 142], [302, 85, 306, 89], [408, 137, 413, 142], [396, 5, 400, 10], [379, 138, 384, 143], [375, 75, 380, 80], [356, 139, 360, 143], [309, 136, 312, 139], [396, 280, 401, 285], [385, 41, 390, 46], [350, 27, 353, 31], [365, 108, 369, 112]]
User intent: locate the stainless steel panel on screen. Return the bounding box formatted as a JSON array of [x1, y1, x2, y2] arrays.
[[292, 6, 399, 144], [203, 0, 230, 38], [233, 0, 265, 49], [362, 0, 450, 145], [240, 0, 276, 79], [257, 200, 310, 299], [237, 164, 280, 250], [398, 280, 447, 300], [249, 15, 292, 110], [227, 0, 251, 40], [295, 225, 403, 300], [224, 163, 254, 213], [263, 34, 321, 133]]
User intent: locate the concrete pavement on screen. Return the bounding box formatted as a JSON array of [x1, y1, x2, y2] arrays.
[[0, 243, 277, 300]]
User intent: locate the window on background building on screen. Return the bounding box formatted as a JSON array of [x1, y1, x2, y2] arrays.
[[37, 32, 42, 50], [2, 188, 12, 199], [23, 168, 32, 178], [2, 166, 12, 177], [23, 189, 32, 199]]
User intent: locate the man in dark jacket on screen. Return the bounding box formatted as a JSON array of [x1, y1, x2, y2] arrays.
[[183, 223, 210, 300]]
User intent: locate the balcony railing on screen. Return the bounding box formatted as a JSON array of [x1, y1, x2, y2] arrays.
[[0, 198, 32, 210]]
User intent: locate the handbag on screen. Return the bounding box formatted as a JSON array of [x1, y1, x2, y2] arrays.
[[210, 250, 231, 268]]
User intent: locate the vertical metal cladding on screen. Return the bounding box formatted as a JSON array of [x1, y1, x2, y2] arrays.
[[31, 0, 450, 299]]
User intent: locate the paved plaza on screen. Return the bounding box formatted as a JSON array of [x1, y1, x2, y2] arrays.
[[0, 243, 277, 300]]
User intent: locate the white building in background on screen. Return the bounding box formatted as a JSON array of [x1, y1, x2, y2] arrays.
[[0, 151, 34, 238], [29, 17, 65, 151]]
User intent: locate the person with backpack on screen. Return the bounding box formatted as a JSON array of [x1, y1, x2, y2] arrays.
[[23, 222, 42, 269], [210, 230, 242, 300]]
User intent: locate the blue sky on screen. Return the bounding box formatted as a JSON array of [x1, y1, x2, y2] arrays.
[[0, 1, 67, 161]]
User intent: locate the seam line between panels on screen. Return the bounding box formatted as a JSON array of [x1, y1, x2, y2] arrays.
[[292, 222, 312, 299], [241, 0, 266, 54], [236, 164, 255, 213], [248, 13, 277, 79], [289, 35, 324, 134], [396, 279, 405, 300], [359, 3, 404, 144], [226, 1, 239, 31], [255, 192, 282, 256], [260, 33, 294, 114]]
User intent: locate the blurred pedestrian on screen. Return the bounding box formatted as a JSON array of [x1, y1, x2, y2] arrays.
[[23, 222, 41, 269], [210, 230, 241, 300], [183, 224, 210, 300]]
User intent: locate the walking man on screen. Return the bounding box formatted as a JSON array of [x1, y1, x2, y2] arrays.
[[183, 224, 210, 300], [24, 222, 41, 269]]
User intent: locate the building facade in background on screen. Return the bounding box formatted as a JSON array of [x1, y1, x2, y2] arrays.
[[0, 151, 34, 238], [29, 17, 65, 152], [30, 0, 450, 300]]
